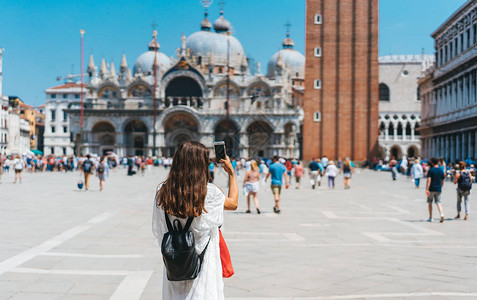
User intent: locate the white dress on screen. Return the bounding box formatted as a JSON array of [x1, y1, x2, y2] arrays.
[[152, 183, 226, 300]]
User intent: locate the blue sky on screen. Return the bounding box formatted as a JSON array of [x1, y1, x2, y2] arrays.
[[0, 0, 469, 106]]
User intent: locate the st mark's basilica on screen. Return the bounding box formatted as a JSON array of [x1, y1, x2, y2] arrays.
[[66, 11, 305, 158]]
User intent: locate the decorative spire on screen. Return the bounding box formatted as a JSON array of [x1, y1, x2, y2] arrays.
[[100, 58, 108, 77], [87, 54, 95, 74], [110, 61, 116, 78], [201, 11, 212, 31], [120, 54, 128, 73], [181, 33, 186, 56], [282, 21, 294, 49], [148, 30, 160, 51]]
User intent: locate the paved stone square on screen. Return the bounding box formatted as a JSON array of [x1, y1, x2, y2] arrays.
[[0, 166, 476, 299]]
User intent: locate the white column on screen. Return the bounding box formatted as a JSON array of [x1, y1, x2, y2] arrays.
[[393, 123, 397, 141], [411, 124, 415, 141], [384, 123, 389, 140]]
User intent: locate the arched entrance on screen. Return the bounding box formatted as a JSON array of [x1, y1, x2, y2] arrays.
[[92, 121, 115, 155], [407, 145, 418, 158], [390, 145, 402, 160], [165, 76, 203, 107], [247, 121, 274, 158], [163, 112, 199, 156], [125, 120, 147, 156], [215, 120, 240, 158]]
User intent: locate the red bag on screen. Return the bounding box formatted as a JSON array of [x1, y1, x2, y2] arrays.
[[219, 229, 234, 278]]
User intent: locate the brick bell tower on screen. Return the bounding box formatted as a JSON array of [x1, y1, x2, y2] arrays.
[[302, 0, 379, 162]]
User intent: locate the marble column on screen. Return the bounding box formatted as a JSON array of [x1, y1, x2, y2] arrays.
[[384, 123, 389, 141], [450, 135, 455, 162]]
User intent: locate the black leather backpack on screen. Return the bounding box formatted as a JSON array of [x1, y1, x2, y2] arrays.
[[161, 212, 209, 281]]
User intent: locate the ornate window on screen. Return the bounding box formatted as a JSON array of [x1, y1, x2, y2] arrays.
[[379, 83, 390, 101], [248, 84, 271, 97], [98, 86, 118, 99], [214, 84, 239, 97], [128, 84, 152, 97]]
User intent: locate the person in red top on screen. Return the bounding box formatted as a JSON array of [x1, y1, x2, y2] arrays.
[[285, 159, 293, 181], [294, 160, 304, 189]]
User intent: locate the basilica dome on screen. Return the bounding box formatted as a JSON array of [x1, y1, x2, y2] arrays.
[[267, 34, 305, 79], [133, 34, 172, 75], [186, 11, 246, 70]]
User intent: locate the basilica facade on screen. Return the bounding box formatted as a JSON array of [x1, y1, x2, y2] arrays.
[[65, 11, 304, 158]]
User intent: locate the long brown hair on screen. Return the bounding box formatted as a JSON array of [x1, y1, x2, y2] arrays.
[[156, 141, 209, 218]]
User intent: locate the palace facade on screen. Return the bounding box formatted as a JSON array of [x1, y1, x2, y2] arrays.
[[419, 0, 477, 161], [61, 11, 304, 158]]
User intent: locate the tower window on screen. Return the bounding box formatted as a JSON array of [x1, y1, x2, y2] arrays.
[[314, 79, 321, 89], [313, 112, 321, 122], [314, 47, 322, 57], [314, 14, 322, 24]]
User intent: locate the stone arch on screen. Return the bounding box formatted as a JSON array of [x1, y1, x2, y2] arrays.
[[124, 120, 148, 156], [247, 82, 272, 97], [407, 145, 419, 158], [388, 122, 395, 137], [247, 120, 274, 158], [213, 81, 240, 97], [161, 69, 207, 101], [390, 145, 402, 159], [98, 85, 119, 99], [214, 119, 241, 158], [157, 106, 201, 133], [128, 83, 152, 97], [92, 121, 116, 146], [162, 111, 200, 157]]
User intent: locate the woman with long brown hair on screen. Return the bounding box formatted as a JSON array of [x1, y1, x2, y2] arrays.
[[152, 141, 238, 300]]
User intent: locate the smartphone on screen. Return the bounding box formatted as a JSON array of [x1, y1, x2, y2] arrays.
[[214, 141, 226, 161]]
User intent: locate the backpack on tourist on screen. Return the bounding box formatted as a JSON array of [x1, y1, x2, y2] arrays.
[[97, 163, 105, 174], [161, 212, 209, 281], [83, 160, 93, 173], [458, 172, 472, 191]]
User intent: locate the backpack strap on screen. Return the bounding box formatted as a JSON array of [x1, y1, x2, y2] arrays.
[[184, 216, 194, 231], [199, 236, 211, 259], [164, 211, 173, 232]]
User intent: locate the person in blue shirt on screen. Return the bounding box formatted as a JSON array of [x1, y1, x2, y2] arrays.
[[208, 159, 215, 183], [265, 156, 289, 213], [426, 157, 446, 223]]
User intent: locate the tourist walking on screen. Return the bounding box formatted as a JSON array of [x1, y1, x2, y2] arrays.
[[325, 161, 338, 189], [265, 156, 289, 213], [243, 160, 261, 214], [426, 157, 446, 223], [82, 154, 95, 190], [152, 141, 238, 300], [208, 159, 215, 183], [308, 158, 322, 189], [13, 155, 25, 184], [411, 159, 424, 188], [453, 161, 472, 220], [340, 158, 354, 189], [97, 156, 109, 191], [294, 160, 304, 189], [390, 157, 398, 180]]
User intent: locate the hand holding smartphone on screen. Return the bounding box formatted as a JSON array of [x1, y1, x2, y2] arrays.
[[214, 141, 226, 161]]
